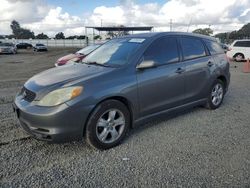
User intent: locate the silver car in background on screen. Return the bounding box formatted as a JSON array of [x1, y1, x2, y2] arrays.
[[0, 42, 17, 54], [33, 43, 48, 52]]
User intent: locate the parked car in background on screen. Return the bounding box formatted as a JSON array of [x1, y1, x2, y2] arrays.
[[227, 40, 250, 61], [220, 43, 229, 53], [13, 32, 230, 150], [33, 43, 48, 52], [55, 44, 100, 66], [16, 42, 33, 49], [0, 42, 17, 54]]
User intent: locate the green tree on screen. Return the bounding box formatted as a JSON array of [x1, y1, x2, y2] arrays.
[[66, 35, 78, 39], [214, 32, 229, 43], [55, 32, 65, 39], [192, 28, 213, 36], [77, 35, 86, 39], [36, 33, 49, 39], [10, 20, 35, 39], [10, 20, 21, 37], [237, 23, 250, 39], [94, 35, 102, 40], [215, 23, 250, 43]]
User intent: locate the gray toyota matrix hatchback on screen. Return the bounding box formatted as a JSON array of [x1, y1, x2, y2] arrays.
[[13, 32, 230, 149]]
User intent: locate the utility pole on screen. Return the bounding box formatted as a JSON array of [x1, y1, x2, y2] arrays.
[[170, 19, 173, 31], [187, 17, 192, 32], [99, 19, 103, 36]]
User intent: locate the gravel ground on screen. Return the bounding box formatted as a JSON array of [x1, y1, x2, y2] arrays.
[[0, 49, 249, 187]]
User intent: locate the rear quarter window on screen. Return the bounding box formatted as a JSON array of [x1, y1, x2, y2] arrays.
[[180, 37, 206, 60], [204, 40, 224, 55]]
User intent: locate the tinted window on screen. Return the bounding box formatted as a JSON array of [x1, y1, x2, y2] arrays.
[[144, 37, 179, 65], [204, 40, 224, 55], [234, 41, 250, 47], [181, 37, 206, 60]]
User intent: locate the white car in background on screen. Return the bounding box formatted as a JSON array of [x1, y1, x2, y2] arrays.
[[0, 42, 17, 54], [227, 40, 250, 61]]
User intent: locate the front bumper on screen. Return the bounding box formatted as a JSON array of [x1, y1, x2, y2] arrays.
[[0, 48, 14, 54], [13, 96, 93, 142], [35, 47, 47, 51]]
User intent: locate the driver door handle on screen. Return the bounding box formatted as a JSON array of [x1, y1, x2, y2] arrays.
[[175, 67, 185, 74], [207, 61, 214, 67]]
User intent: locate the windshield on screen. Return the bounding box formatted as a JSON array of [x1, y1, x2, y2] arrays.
[[82, 38, 144, 66], [76, 45, 100, 55]]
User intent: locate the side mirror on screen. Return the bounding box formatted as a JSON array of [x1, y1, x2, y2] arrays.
[[136, 60, 157, 70]]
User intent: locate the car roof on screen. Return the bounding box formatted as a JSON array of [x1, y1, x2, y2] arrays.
[[233, 39, 250, 42], [120, 32, 217, 41]]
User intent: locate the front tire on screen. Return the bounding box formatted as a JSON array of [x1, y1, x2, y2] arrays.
[[85, 100, 130, 150], [206, 79, 225, 109]]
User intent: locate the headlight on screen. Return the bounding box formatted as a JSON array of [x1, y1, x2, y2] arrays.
[[37, 86, 83, 107]]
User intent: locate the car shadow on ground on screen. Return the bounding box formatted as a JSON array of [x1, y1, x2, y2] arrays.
[[46, 105, 205, 151]]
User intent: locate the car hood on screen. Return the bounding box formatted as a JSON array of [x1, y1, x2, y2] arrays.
[[24, 63, 113, 92], [57, 53, 78, 62]]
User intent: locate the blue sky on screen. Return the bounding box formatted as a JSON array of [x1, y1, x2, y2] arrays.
[[47, 0, 167, 16], [0, 0, 249, 36]]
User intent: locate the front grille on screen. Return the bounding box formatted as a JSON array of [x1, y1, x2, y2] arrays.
[[21, 87, 36, 102]]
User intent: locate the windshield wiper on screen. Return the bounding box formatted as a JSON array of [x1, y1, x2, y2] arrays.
[[84, 61, 111, 67]]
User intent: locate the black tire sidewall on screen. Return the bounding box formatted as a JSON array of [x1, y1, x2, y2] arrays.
[[234, 53, 244, 62], [207, 79, 225, 109], [85, 100, 130, 150]]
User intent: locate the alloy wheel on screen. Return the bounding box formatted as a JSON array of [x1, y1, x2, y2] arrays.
[[211, 83, 224, 106], [96, 109, 125, 144]]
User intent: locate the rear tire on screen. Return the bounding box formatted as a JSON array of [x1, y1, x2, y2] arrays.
[[85, 100, 130, 150], [206, 79, 225, 110], [234, 53, 244, 62]]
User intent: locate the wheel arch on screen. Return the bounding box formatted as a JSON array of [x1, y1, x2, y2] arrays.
[[217, 75, 227, 89], [83, 95, 134, 136], [233, 52, 245, 60]]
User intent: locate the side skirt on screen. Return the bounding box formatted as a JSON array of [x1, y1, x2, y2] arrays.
[[133, 98, 207, 128]]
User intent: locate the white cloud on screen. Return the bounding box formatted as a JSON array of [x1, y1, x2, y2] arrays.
[[24, 7, 84, 37], [0, 0, 249, 37], [0, 0, 50, 33], [89, 0, 250, 33]]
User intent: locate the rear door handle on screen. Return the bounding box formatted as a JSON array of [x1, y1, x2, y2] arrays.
[[207, 61, 214, 67], [175, 67, 185, 74]]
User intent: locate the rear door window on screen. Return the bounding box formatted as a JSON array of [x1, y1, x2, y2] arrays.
[[234, 41, 250, 47], [143, 37, 179, 65], [204, 40, 224, 55], [180, 37, 206, 60]]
